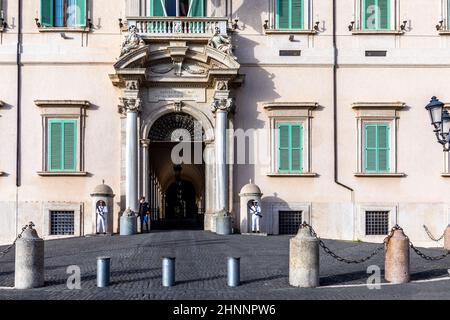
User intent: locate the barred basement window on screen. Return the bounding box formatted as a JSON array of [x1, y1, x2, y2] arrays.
[[50, 210, 75, 235], [279, 211, 302, 235], [365, 211, 389, 235]]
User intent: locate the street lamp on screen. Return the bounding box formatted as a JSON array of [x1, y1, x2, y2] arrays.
[[425, 96, 450, 151]]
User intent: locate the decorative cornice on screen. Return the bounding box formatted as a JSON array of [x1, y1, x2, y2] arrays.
[[35, 100, 91, 108], [263, 102, 319, 111], [352, 102, 406, 110]]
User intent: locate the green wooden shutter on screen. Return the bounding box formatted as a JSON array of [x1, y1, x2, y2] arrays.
[[63, 121, 77, 171], [73, 0, 87, 27], [363, 0, 376, 30], [41, 0, 55, 27], [378, 0, 389, 30], [188, 0, 204, 17], [150, 0, 166, 16], [277, 0, 290, 29], [291, 0, 303, 29], [48, 120, 77, 172], [364, 124, 389, 173], [291, 124, 303, 171], [377, 124, 389, 172], [278, 124, 290, 172], [49, 121, 63, 171]]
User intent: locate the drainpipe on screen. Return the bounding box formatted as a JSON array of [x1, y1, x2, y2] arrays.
[[332, 0, 353, 193]]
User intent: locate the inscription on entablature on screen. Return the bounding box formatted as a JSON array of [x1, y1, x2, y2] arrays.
[[148, 88, 206, 102]]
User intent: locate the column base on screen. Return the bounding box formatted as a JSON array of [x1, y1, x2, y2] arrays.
[[120, 213, 137, 236], [216, 211, 233, 235], [204, 212, 217, 233]]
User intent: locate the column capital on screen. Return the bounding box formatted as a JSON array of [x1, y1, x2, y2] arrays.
[[211, 97, 235, 114], [140, 139, 151, 148], [118, 97, 142, 116]]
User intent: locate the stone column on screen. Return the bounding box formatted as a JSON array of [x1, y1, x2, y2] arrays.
[[203, 142, 216, 231], [141, 139, 150, 202], [211, 89, 234, 213], [125, 99, 140, 214]]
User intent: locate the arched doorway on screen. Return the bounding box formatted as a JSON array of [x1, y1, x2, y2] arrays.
[[146, 112, 205, 229]]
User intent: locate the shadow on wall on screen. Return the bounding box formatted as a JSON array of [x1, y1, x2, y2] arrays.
[[260, 193, 289, 235]]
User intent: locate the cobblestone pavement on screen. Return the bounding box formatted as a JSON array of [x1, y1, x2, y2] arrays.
[[0, 230, 449, 300]]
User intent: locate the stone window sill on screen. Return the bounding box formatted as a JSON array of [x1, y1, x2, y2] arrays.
[[354, 173, 406, 177], [264, 29, 317, 35], [37, 171, 88, 177], [266, 172, 318, 177], [352, 30, 404, 35], [38, 27, 91, 33]]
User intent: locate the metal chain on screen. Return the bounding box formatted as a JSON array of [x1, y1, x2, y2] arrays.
[[0, 222, 34, 259], [300, 222, 397, 264], [409, 242, 450, 261], [423, 225, 445, 242]]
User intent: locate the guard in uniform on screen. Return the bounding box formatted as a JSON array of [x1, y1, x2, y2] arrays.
[[250, 201, 262, 233], [96, 200, 108, 234]]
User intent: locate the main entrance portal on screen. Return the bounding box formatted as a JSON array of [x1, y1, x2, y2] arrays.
[[147, 113, 205, 229]]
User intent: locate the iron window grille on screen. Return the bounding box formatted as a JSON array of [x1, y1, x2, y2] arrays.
[[50, 210, 75, 235], [365, 211, 389, 235], [279, 210, 302, 235]]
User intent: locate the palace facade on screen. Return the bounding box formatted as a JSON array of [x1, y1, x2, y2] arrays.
[[1, 0, 450, 246]]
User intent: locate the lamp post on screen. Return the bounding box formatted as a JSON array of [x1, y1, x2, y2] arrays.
[[425, 96, 450, 151]]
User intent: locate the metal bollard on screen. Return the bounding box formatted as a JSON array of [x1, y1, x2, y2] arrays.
[[385, 228, 410, 284], [444, 225, 450, 251], [227, 257, 240, 287], [14, 223, 45, 289], [97, 257, 111, 288], [162, 257, 176, 287], [289, 226, 319, 288]]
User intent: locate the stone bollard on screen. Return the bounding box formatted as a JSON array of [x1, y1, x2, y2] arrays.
[[120, 209, 137, 236], [97, 257, 111, 288], [385, 228, 410, 284], [227, 257, 240, 287], [162, 257, 176, 287], [216, 210, 232, 235], [444, 225, 450, 251], [15, 223, 45, 289], [289, 225, 319, 288]]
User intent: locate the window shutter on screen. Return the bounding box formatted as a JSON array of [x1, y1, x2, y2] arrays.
[[72, 0, 87, 27], [49, 121, 63, 171], [278, 124, 290, 171], [363, 0, 376, 30], [63, 121, 77, 171], [291, 124, 303, 172], [41, 0, 55, 27], [291, 0, 303, 29], [378, 0, 389, 30], [377, 124, 390, 172], [277, 0, 290, 29], [150, 0, 166, 16], [365, 124, 377, 172], [188, 0, 204, 17]]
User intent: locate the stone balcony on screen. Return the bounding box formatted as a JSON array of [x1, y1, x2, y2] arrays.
[[126, 16, 229, 41]]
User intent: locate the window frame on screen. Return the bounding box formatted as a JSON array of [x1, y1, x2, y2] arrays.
[[353, 102, 406, 177], [357, 204, 397, 242], [352, 0, 401, 33], [35, 100, 89, 176], [43, 202, 82, 239], [276, 0, 305, 30], [39, 0, 89, 30], [148, 0, 205, 17], [361, 0, 390, 31], [266, 0, 314, 33], [264, 102, 318, 177]]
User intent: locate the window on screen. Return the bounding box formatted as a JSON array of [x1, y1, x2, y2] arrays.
[[365, 211, 389, 235], [364, 123, 389, 173], [264, 102, 318, 176], [149, 0, 204, 17], [50, 210, 75, 235], [40, 0, 87, 28], [353, 102, 405, 177], [36, 100, 89, 176], [276, 0, 304, 30], [362, 0, 390, 30], [278, 123, 303, 173], [48, 120, 77, 172], [279, 211, 302, 235]]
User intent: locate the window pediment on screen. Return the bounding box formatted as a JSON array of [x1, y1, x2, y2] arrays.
[[263, 102, 319, 118], [352, 102, 406, 118]]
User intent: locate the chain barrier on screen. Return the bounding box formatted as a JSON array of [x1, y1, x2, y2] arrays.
[[0, 222, 34, 259], [300, 222, 399, 264], [409, 242, 450, 261], [423, 225, 445, 242]]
